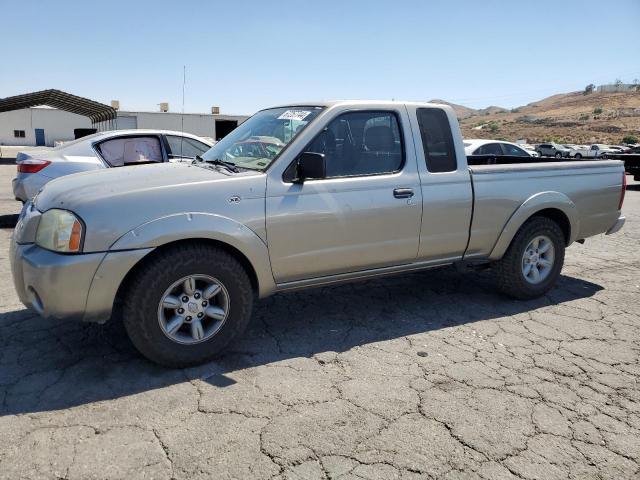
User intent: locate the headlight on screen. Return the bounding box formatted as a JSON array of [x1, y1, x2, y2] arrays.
[[36, 209, 84, 253]]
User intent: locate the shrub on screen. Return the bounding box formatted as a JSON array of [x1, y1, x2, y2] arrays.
[[622, 135, 638, 144], [593, 107, 603, 115], [488, 122, 499, 133], [579, 113, 589, 121], [583, 84, 595, 95], [510, 107, 520, 113]]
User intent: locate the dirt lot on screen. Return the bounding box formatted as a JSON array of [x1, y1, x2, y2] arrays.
[[0, 164, 639, 479]]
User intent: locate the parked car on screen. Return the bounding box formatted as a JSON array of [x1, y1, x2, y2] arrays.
[[11, 101, 626, 367], [12, 130, 214, 202], [566, 145, 588, 157], [463, 139, 534, 157], [570, 144, 618, 159], [536, 143, 571, 158], [607, 145, 630, 154]]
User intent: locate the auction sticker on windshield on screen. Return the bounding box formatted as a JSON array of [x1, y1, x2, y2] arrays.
[[277, 110, 312, 121]]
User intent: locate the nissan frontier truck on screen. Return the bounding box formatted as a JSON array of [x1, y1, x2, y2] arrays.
[[11, 101, 626, 367]]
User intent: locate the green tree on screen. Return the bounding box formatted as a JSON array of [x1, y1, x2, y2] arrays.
[[622, 135, 638, 144], [583, 84, 595, 95]]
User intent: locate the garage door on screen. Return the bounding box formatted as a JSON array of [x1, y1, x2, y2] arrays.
[[115, 116, 137, 130]]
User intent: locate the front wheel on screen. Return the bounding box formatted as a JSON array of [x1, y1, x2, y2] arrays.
[[122, 243, 254, 367], [574, 153, 582, 159], [493, 217, 565, 299], [555, 152, 562, 159]]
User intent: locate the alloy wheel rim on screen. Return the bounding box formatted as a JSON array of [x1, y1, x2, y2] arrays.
[[157, 274, 230, 344], [521, 235, 555, 284]]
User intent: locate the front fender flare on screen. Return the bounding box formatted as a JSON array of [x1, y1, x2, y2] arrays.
[[488, 191, 579, 260], [110, 212, 276, 297]]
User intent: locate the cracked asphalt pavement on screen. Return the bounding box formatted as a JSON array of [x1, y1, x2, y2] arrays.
[[0, 165, 638, 479]]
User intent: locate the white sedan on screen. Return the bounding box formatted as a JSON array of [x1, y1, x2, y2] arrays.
[[12, 130, 214, 202], [463, 139, 536, 157]]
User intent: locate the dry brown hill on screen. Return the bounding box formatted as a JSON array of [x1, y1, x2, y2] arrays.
[[444, 90, 640, 144], [428, 99, 478, 119]]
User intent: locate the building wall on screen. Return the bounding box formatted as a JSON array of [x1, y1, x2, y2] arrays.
[[596, 83, 637, 93], [0, 108, 249, 146], [119, 111, 247, 140], [0, 108, 91, 146]]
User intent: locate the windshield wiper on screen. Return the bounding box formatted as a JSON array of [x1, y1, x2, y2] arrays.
[[194, 155, 240, 173]]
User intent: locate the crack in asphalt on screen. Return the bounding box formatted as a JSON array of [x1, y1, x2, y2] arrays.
[[0, 188, 639, 479]]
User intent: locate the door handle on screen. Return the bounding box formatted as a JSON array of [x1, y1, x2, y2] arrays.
[[393, 188, 414, 199]]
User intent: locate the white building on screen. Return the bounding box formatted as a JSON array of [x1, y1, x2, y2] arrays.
[[0, 91, 248, 147], [596, 83, 637, 93]]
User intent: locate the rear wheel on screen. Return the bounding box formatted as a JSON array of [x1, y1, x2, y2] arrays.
[[494, 217, 565, 299], [122, 243, 254, 367], [575, 153, 582, 159], [555, 152, 562, 159]]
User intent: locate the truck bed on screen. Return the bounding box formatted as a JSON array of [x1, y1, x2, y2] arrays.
[[465, 159, 624, 259]]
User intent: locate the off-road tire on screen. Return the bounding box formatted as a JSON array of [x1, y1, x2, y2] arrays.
[[122, 243, 253, 367], [494, 217, 565, 299]]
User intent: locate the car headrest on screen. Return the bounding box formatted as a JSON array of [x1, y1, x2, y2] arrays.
[[364, 126, 394, 152]]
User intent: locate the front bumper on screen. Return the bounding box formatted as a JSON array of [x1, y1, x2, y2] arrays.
[[11, 240, 153, 323], [605, 216, 625, 235]]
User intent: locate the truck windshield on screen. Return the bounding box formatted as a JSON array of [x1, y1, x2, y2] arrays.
[[200, 106, 324, 170]]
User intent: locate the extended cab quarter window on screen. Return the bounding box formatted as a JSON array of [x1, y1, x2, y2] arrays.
[[416, 108, 457, 172], [97, 136, 163, 167], [306, 111, 403, 178]]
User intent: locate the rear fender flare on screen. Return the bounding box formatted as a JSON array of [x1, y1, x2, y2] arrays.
[[489, 191, 579, 260], [110, 212, 276, 297]]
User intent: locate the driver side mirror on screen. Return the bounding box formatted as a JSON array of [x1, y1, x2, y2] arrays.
[[293, 152, 326, 183]]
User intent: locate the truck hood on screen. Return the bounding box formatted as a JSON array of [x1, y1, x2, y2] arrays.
[[36, 162, 267, 252]]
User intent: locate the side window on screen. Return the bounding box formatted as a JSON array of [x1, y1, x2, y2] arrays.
[[97, 136, 163, 167], [475, 143, 503, 155], [166, 135, 210, 159], [502, 144, 529, 156], [416, 108, 457, 172], [306, 111, 403, 178]]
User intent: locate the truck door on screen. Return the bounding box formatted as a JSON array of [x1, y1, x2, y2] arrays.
[[406, 106, 473, 262], [265, 107, 422, 283]]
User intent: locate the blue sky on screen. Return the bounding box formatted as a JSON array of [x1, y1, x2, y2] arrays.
[[2, 0, 639, 115]]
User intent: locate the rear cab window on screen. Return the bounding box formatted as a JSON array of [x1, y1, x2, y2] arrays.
[[416, 108, 457, 173]]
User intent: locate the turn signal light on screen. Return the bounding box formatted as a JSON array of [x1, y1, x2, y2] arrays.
[[68, 220, 83, 252], [17, 159, 51, 173]]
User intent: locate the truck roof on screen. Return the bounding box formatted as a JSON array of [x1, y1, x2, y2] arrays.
[[267, 100, 452, 109]]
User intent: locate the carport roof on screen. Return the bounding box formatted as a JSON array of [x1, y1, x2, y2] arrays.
[[0, 89, 117, 123]]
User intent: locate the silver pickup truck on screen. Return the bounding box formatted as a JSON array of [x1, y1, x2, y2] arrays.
[[11, 101, 626, 367]]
